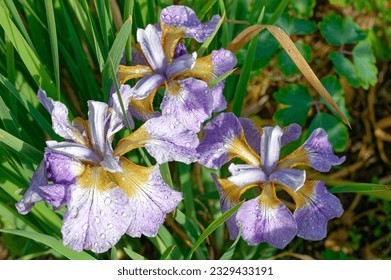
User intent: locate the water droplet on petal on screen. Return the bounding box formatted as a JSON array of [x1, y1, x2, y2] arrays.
[[104, 198, 111, 205], [107, 223, 113, 229], [95, 217, 100, 223], [169, 124, 175, 129], [100, 233, 106, 239], [100, 210, 105, 216], [82, 223, 88, 230], [121, 212, 127, 217], [113, 209, 118, 214], [185, 142, 190, 148], [164, 195, 168, 199], [94, 242, 98, 247]]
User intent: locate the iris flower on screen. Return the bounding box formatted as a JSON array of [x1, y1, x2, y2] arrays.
[[118, 5, 237, 132], [16, 89, 198, 253], [198, 113, 345, 248]]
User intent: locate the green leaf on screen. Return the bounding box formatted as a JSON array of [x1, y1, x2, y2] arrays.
[[352, 40, 378, 90], [329, 0, 352, 7], [102, 17, 133, 99], [329, 183, 391, 194], [186, 201, 243, 260], [320, 75, 351, 121], [219, 227, 242, 260], [319, 13, 366, 46], [307, 113, 349, 152], [277, 43, 312, 76], [290, 0, 316, 17], [160, 245, 176, 260], [276, 11, 316, 35], [329, 51, 361, 87], [252, 30, 279, 70], [123, 247, 147, 260], [0, 229, 96, 260], [273, 84, 313, 126]]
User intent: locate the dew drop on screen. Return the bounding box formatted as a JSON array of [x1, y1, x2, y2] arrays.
[[95, 217, 100, 223], [169, 124, 175, 129], [185, 142, 190, 148], [70, 208, 78, 218], [121, 212, 127, 217], [94, 242, 98, 247], [100, 233, 106, 239], [113, 209, 118, 214], [100, 210, 105, 216], [164, 195, 168, 199], [82, 223, 88, 230], [166, 108, 171, 114], [107, 223, 114, 229], [104, 197, 111, 205]]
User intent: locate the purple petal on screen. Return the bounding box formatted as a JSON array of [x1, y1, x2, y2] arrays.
[[166, 52, 196, 78], [44, 152, 84, 184], [210, 83, 227, 112], [132, 46, 147, 65], [45, 141, 100, 163], [197, 112, 242, 169], [143, 115, 199, 164], [236, 196, 297, 248], [109, 84, 135, 133], [212, 173, 240, 239], [113, 160, 182, 238], [261, 126, 283, 175], [160, 5, 220, 42], [62, 182, 132, 253], [281, 123, 302, 147], [303, 128, 346, 172], [227, 164, 267, 187], [38, 184, 69, 209], [16, 161, 47, 214], [294, 181, 343, 240], [137, 25, 166, 73], [38, 90, 85, 144], [211, 49, 237, 76], [269, 168, 306, 192], [133, 74, 165, 99], [161, 78, 213, 133], [239, 117, 261, 155], [174, 43, 187, 58]]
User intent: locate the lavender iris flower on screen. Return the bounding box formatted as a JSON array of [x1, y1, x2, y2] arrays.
[[118, 5, 237, 132], [16, 89, 199, 253], [198, 113, 345, 249]]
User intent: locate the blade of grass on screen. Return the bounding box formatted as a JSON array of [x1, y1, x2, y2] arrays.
[[219, 226, 242, 260], [110, 246, 118, 260], [0, 229, 96, 260], [160, 245, 176, 260], [329, 183, 391, 194], [123, 0, 134, 64], [186, 201, 243, 260], [232, 8, 265, 116], [44, 0, 60, 100], [0, 202, 40, 232], [0, 95, 21, 138], [123, 247, 148, 260], [227, 24, 350, 126], [0, 128, 42, 164], [102, 16, 133, 99], [198, 0, 218, 20], [0, 4, 57, 98]]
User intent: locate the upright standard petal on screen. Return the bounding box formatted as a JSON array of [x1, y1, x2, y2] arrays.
[[62, 168, 132, 253], [113, 159, 182, 237], [261, 126, 283, 175], [161, 78, 213, 133], [292, 181, 343, 240], [166, 53, 196, 78], [16, 161, 47, 214], [235, 185, 297, 249], [227, 164, 267, 187], [137, 25, 167, 74], [160, 5, 220, 43], [197, 112, 260, 169], [38, 90, 86, 145], [269, 168, 306, 192]]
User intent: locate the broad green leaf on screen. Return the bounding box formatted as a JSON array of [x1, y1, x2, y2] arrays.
[[0, 202, 40, 233], [320, 75, 351, 121], [353, 40, 378, 90], [186, 201, 243, 260], [219, 227, 242, 260], [290, 0, 316, 17], [273, 84, 313, 126], [0, 229, 96, 260], [329, 51, 361, 87], [252, 30, 279, 70], [307, 112, 349, 152], [368, 28, 391, 61], [276, 11, 316, 35], [277, 43, 312, 76], [319, 13, 366, 46]]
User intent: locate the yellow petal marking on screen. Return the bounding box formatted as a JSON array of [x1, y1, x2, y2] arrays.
[[77, 165, 115, 192], [113, 126, 150, 156], [118, 65, 154, 84], [277, 146, 310, 169], [279, 180, 317, 209], [161, 24, 186, 64], [112, 157, 154, 198], [215, 176, 257, 203], [228, 132, 261, 166], [258, 183, 281, 209], [182, 54, 215, 82]]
